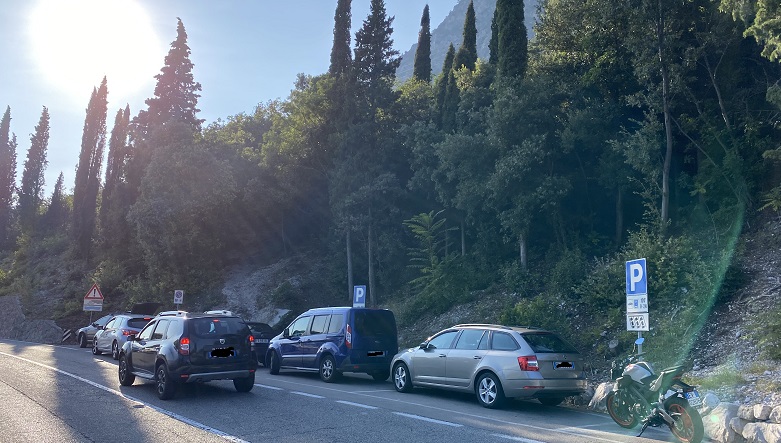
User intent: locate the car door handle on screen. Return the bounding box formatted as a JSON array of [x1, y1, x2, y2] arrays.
[[438, 354, 446, 358], [473, 356, 482, 360]]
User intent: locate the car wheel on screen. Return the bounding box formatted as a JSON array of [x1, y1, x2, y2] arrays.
[[538, 397, 565, 406], [111, 341, 120, 360], [118, 354, 135, 386], [393, 362, 413, 393], [156, 363, 177, 400], [476, 372, 506, 409], [78, 333, 87, 348], [92, 338, 102, 355], [269, 351, 280, 375], [233, 372, 255, 393], [371, 370, 390, 382], [319, 354, 340, 383]]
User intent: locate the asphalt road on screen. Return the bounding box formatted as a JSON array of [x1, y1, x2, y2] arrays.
[[0, 340, 684, 443]]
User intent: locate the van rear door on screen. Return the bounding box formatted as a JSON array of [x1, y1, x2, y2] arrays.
[[348, 309, 398, 359]]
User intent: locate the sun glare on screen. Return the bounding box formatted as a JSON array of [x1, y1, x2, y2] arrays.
[[29, 0, 163, 105]]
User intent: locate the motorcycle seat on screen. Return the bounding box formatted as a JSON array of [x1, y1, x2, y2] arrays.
[[649, 365, 684, 392]]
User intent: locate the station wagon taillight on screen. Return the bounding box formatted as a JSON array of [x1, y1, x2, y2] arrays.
[[345, 324, 352, 349], [518, 356, 539, 371], [179, 337, 190, 355]]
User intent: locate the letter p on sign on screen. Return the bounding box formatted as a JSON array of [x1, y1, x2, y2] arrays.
[[625, 258, 647, 295]]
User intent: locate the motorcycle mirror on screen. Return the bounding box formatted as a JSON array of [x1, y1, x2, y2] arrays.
[[635, 337, 645, 345]]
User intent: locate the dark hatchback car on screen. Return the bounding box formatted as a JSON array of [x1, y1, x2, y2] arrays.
[[118, 311, 257, 400], [245, 322, 276, 366], [266, 307, 398, 382]]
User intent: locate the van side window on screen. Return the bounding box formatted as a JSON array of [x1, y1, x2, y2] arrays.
[[327, 314, 343, 333], [455, 329, 486, 350], [310, 315, 330, 334], [492, 332, 519, 351], [288, 316, 310, 337]]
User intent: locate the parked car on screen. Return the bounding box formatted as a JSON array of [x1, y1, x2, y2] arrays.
[[245, 322, 276, 366], [390, 324, 587, 409], [266, 307, 398, 383], [118, 310, 257, 400], [92, 314, 153, 360], [77, 314, 114, 348]]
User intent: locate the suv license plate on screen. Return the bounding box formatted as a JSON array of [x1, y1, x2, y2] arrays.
[[554, 361, 574, 369], [210, 347, 235, 358], [684, 390, 701, 407], [254, 338, 269, 344], [367, 351, 385, 357]]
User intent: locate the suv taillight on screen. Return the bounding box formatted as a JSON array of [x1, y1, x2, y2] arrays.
[[518, 356, 539, 371], [249, 335, 254, 348], [345, 324, 352, 349], [179, 337, 190, 355]]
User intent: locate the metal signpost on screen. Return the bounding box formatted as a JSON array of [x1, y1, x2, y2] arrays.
[[353, 285, 366, 308], [625, 258, 649, 354], [174, 290, 184, 309]]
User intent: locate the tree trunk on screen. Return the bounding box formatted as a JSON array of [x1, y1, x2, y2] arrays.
[[368, 218, 375, 308], [615, 187, 624, 246], [346, 228, 353, 300], [519, 234, 527, 270], [658, 2, 673, 232], [461, 220, 466, 256]]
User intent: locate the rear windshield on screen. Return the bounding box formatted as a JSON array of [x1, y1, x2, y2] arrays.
[[127, 318, 151, 329], [353, 310, 396, 337], [190, 317, 249, 338], [521, 333, 579, 354]]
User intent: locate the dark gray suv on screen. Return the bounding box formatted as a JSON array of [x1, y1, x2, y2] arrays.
[[118, 311, 257, 400]]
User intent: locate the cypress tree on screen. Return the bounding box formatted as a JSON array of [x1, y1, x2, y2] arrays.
[[18, 107, 50, 234], [42, 172, 68, 233], [329, 0, 352, 76], [412, 5, 432, 83], [435, 44, 456, 127], [73, 77, 108, 258], [496, 0, 528, 79], [0, 107, 16, 247], [353, 0, 401, 113], [442, 70, 460, 132], [453, 1, 478, 71], [100, 105, 130, 234], [489, 7, 498, 64]]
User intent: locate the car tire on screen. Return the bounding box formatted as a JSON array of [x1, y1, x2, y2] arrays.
[[269, 351, 280, 375], [538, 397, 565, 406], [78, 333, 87, 348], [476, 372, 506, 409], [118, 354, 135, 386], [156, 363, 177, 400], [371, 370, 390, 382], [92, 338, 102, 355], [233, 372, 255, 393], [319, 354, 340, 383], [393, 362, 413, 393], [111, 341, 120, 360]]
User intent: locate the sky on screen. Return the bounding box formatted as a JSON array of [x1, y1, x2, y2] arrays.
[[0, 0, 459, 195]]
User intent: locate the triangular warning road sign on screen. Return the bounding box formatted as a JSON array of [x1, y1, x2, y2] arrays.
[[84, 283, 104, 300]]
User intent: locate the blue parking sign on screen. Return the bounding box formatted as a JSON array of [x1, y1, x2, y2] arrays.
[[353, 285, 366, 308], [625, 258, 647, 295]]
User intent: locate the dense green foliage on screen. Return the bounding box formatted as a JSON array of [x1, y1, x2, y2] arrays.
[[1, 1, 780, 367], [412, 5, 432, 83]]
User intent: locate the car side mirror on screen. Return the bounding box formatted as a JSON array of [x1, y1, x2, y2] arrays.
[[127, 334, 136, 342], [283, 329, 290, 339], [419, 342, 429, 350]]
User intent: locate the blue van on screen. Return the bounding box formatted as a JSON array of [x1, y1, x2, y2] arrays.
[[266, 307, 398, 382]]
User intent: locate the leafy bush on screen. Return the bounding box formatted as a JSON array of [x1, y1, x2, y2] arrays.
[[499, 294, 573, 339], [753, 304, 781, 361]]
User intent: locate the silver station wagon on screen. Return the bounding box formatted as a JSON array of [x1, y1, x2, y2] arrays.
[[390, 324, 587, 408]]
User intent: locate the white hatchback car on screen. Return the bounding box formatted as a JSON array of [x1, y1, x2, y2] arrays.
[[390, 324, 587, 408]]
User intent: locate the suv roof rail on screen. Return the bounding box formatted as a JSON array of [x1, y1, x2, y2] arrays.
[[513, 325, 545, 330], [204, 310, 234, 316], [453, 323, 512, 330], [158, 310, 187, 317]]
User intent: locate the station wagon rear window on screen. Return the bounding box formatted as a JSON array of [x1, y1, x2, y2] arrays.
[[521, 333, 578, 354]]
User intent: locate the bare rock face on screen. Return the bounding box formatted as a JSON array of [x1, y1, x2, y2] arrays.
[[741, 404, 759, 420], [770, 406, 781, 424], [705, 402, 741, 443], [0, 296, 62, 344], [742, 422, 781, 443], [755, 405, 774, 421]]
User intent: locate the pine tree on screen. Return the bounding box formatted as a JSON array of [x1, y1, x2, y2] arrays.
[[435, 44, 455, 127], [73, 77, 108, 258], [495, 0, 528, 79], [329, 0, 352, 76], [134, 17, 203, 138], [18, 107, 50, 234], [353, 0, 401, 113], [412, 5, 432, 83], [453, 1, 478, 71], [0, 106, 17, 247]]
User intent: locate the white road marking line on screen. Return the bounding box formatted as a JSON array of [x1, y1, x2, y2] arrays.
[[336, 400, 378, 409], [491, 433, 545, 443], [393, 412, 462, 427], [0, 350, 249, 443], [291, 391, 325, 398], [253, 383, 283, 390]]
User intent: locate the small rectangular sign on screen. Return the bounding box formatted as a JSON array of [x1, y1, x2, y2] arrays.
[[83, 299, 103, 312], [625, 258, 648, 295], [626, 294, 649, 313], [626, 313, 650, 331], [353, 285, 366, 308]]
